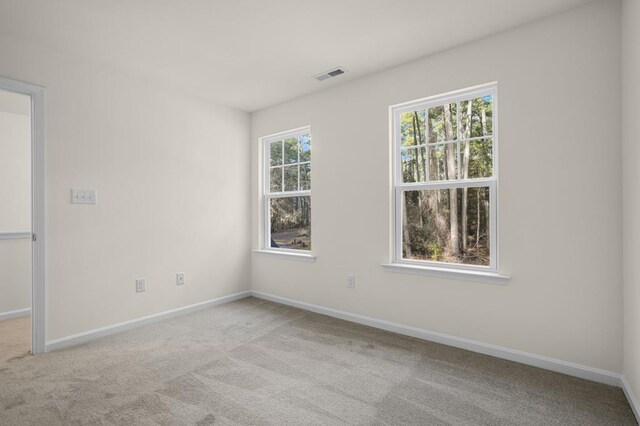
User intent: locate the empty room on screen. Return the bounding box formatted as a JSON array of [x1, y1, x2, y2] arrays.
[[0, 0, 639, 424]]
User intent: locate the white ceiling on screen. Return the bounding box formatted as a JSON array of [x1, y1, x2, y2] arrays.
[[0, 0, 592, 112]]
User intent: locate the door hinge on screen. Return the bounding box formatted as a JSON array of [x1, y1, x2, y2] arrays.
[[32, 233, 37, 242]]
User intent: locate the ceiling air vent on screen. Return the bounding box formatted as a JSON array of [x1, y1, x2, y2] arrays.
[[314, 67, 347, 82]]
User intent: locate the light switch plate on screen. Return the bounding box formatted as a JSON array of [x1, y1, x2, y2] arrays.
[[71, 189, 97, 204], [176, 272, 185, 285]]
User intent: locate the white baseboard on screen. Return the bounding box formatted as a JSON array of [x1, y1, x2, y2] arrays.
[[46, 291, 251, 352], [622, 376, 640, 422], [0, 307, 30, 321], [250, 291, 623, 388]]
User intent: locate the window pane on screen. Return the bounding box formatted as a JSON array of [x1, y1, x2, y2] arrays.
[[401, 147, 426, 183], [284, 138, 298, 164], [465, 138, 493, 179], [284, 165, 298, 191], [402, 187, 490, 266], [427, 143, 458, 181], [300, 163, 311, 190], [270, 196, 311, 251], [460, 96, 493, 138], [400, 110, 426, 147], [270, 141, 282, 166], [481, 96, 494, 136], [428, 103, 457, 143], [473, 96, 493, 137], [299, 134, 311, 162], [269, 167, 282, 192]]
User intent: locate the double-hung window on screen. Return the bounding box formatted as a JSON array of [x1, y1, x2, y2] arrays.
[[262, 127, 312, 253], [391, 83, 498, 272]]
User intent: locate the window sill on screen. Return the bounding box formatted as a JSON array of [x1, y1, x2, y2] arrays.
[[252, 249, 316, 262], [381, 263, 510, 285]]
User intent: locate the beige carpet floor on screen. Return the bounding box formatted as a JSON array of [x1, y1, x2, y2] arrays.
[[0, 297, 636, 425], [0, 316, 30, 363]]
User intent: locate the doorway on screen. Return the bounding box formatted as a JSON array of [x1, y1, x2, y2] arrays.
[[0, 77, 45, 355]]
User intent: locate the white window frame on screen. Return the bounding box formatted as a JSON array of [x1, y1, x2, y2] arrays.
[[390, 83, 500, 275], [261, 126, 312, 256]]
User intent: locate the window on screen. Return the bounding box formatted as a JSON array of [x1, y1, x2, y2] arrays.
[[391, 84, 497, 272], [262, 127, 312, 253]]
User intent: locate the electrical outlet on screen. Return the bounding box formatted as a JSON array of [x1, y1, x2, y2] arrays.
[[136, 278, 146, 293], [347, 275, 355, 288], [176, 272, 185, 285], [71, 189, 97, 204]]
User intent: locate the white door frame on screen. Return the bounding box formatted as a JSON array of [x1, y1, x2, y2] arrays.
[[0, 76, 46, 354]]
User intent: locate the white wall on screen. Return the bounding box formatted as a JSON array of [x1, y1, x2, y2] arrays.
[[0, 32, 251, 340], [0, 90, 31, 314], [251, 0, 622, 372], [623, 0, 640, 407]]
